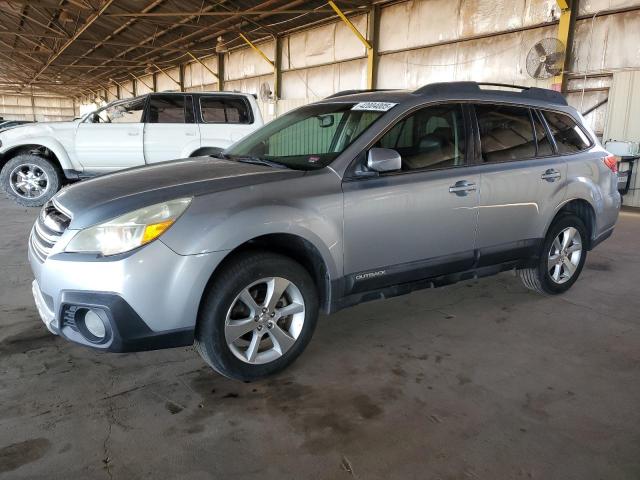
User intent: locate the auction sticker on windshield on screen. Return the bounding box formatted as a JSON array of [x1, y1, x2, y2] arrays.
[[351, 102, 397, 112]]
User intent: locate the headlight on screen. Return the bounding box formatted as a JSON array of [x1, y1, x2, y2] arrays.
[[66, 198, 191, 256]]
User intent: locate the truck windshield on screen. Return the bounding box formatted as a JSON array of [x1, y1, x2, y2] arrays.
[[225, 103, 386, 170]]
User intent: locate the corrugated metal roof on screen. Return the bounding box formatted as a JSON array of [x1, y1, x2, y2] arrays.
[[0, 0, 373, 97]]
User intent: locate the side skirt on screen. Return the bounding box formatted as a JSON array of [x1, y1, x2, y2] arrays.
[[329, 239, 541, 314]]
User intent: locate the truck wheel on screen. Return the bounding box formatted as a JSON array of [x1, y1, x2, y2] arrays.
[[195, 251, 319, 381], [518, 214, 588, 295], [0, 154, 61, 207]]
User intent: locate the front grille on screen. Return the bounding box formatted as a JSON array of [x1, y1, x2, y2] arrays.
[[30, 200, 71, 263]]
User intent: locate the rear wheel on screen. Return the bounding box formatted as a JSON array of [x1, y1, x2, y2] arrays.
[[518, 214, 588, 294], [195, 251, 319, 381], [0, 154, 61, 207]]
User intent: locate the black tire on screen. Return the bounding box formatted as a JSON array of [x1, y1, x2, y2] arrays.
[[195, 251, 319, 381], [0, 154, 61, 207], [518, 214, 588, 295]]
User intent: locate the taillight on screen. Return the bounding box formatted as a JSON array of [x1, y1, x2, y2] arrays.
[[603, 154, 618, 173]]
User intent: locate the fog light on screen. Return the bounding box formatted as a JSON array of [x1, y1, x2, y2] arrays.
[[82, 309, 106, 341]]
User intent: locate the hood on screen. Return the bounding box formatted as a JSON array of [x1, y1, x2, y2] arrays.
[[54, 157, 305, 229], [0, 121, 77, 141]]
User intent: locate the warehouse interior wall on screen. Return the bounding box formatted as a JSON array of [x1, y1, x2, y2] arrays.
[[66, 0, 639, 134], [605, 70, 640, 208], [0, 93, 75, 122]]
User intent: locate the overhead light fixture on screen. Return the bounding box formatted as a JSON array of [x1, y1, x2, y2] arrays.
[[215, 36, 226, 54]]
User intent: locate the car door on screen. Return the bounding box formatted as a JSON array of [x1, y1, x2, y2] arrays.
[[342, 103, 480, 293], [472, 104, 568, 264], [143, 94, 199, 163], [75, 97, 145, 173], [197, 95, 256, 150]]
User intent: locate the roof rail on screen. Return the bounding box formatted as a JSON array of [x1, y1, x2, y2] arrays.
[[325, 89, 393, 99], [413, 81, 567, 106]]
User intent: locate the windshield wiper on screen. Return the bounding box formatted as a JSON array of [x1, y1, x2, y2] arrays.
[[233, 156, 289, 169]]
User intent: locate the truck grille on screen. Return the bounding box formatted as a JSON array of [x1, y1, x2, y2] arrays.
[[30, 200, 71, 263]]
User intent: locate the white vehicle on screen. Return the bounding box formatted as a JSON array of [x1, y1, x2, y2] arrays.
[[0, 92, 263, 206]]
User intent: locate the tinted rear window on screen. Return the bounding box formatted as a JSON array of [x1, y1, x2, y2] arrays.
[[475, 104, 536, 162], [542, 111, 591, 153], [147, 95, 194, 123], [200, 97, 251, 124]]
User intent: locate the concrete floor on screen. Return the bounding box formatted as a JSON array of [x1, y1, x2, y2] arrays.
[[1, 195, 639, 480]]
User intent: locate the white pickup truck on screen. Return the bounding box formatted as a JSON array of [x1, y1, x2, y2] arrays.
[[0, 91, 263, 206]]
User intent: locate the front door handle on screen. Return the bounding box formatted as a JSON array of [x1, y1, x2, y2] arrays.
[[541, 169, 561, 182], [127, 131, 139, 136], [449, 180, 476, 196], [185, 132, 196, 136]]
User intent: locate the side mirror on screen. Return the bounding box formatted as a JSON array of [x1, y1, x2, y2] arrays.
[[367, 147, 401, 173]]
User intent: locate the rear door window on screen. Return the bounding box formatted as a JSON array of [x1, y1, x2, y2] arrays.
[[147, 95, 194, 123], [541, 110, 591, 154], [475, 104, 536, 163], [200, 97, 252, 124]]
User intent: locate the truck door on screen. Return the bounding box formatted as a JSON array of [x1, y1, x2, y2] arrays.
[[143, 94, 200, 163], [197, 95, 257, 150], [75, 97, 145, 173]]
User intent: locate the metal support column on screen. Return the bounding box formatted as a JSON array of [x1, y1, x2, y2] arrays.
[[274, 35, 282, 100], [328, 0, 375, 89], [239, 33, 276, 99], [187, 51, 220, 88], [554, 0, 578, 92], [153, 63, 181, 89], [217, 53, 225, 91]]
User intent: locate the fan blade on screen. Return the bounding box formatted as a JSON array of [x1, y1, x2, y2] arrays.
[[534, 63, 545, 78], [545, 52, 565, 64], [534, 42, 547, 57], [547, 64, 562, 76]]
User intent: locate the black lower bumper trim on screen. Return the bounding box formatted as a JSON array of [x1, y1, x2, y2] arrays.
[[59, 291, 194, 353]]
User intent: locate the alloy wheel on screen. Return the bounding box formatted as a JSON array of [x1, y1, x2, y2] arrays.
[[9, 164, 49, 200], [224, 277, 306, 364], [547, 226, 582, 284]]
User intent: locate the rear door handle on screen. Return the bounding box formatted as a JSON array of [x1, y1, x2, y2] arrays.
[[541, 169, 561, 181], [127, 131, 139, 136], [449, 180, 476, 196], [185, 132, 196, 136]]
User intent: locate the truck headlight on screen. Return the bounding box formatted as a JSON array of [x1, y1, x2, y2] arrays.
[[66, 198, 191, 256]]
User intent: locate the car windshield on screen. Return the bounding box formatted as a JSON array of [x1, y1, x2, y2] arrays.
[[225, 102, 387, 170]]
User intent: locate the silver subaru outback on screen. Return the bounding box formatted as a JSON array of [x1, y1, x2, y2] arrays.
[[28, 82, 620, 381]]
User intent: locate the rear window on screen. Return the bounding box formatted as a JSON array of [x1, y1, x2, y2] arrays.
[[200, 97, 252, 124], [542, 110, 591, 154], [475, 104, 536, 162], [147, 95, 194, 124]]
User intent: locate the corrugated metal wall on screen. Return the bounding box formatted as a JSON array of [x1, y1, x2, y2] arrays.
[[605, 71, 640, 207], [71, 0, 640, 138], [0, 94, 75, 121]]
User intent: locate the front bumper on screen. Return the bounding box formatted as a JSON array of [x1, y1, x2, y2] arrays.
[[29, 237, 229, 352]]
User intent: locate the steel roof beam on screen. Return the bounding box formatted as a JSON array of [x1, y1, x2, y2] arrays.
[[27, 0, 115, 87]]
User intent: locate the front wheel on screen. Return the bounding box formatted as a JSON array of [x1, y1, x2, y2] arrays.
[[195, 251, 319, 381], [518, 214, 588, 295], [0, 154, 61, 207]]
